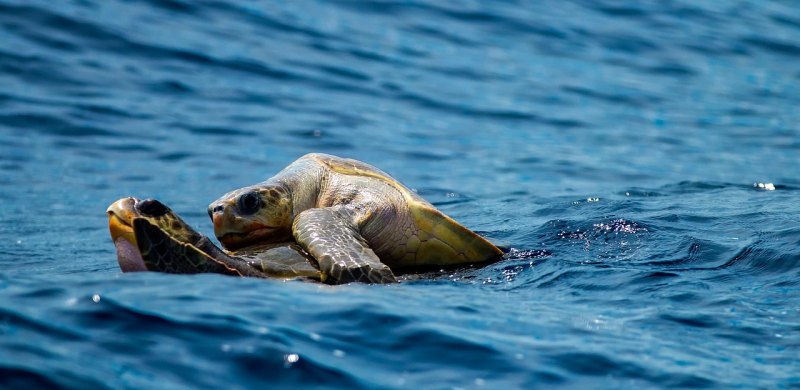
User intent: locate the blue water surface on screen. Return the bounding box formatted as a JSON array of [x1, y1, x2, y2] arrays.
[[1, 0, 799, 388]]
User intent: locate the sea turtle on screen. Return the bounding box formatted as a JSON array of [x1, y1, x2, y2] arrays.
[[106, 197, 334, 282], [208, 153, 503, 283]]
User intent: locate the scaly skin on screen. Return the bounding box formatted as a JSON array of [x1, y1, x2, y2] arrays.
[[106, 197, 322, 280], [208, 153, 503, 275]]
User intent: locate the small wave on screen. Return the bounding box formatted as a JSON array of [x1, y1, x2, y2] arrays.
[[713, 230, 800, 275], [146, 79, 195, 95], [0, 366, 107, 390], [561, 85, 662, 107], [655, 181, 744, 194], [742, 36, 800, 57], [546, 350, 716, 387], [226, 348, 366, 389], [547, 218, 649, 245], [0, 307, 85, 342], [0, 113, 115, 137], [593, 219, 648, 234], [140, 0, 197, 15], [285, 60, 372, 82], [407, 25, 477, 47], [660, 313, 720, 328], [157, 151, 193, 162], [182, 125, 257, 137], [506, 248, 552, 259], [0, 50, 82, 87]]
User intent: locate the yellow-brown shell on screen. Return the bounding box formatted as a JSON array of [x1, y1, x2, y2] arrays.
[[311, 154, 503, 266]]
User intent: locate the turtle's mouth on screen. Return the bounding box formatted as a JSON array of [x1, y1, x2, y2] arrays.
[[107, 198, 138, 244], [108, 213, 134, 243], [219, 227, 289, 250]]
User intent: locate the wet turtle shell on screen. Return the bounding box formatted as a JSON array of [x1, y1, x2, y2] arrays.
[[208, 153, 502, 283]]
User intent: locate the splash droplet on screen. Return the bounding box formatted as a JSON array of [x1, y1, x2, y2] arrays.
[[754, 182, 775, 191], [285, 353, 299, 364]]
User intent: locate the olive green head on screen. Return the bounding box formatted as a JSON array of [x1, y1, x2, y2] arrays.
[[208, 183, 293, 250]]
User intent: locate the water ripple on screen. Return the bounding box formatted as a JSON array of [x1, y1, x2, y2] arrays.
[[0, 113, 115, 137]]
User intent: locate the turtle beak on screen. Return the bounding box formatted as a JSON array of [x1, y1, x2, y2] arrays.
[[210, 202, 248, 249], [212, 210, 224, 232], [209, 201, 232, 236], [106, 197, 147, 272], [107, 197, 138, 242]]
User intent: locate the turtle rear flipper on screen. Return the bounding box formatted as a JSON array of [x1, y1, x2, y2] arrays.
[[133, 218, 265, 277], [292, 207, 397, 284]]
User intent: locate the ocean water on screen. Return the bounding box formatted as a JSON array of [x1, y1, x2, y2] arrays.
[[1, 0, 799, 388]]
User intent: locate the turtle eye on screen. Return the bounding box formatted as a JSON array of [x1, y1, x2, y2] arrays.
[[137, 199, 168, 217], [238, 192, 261, 215]]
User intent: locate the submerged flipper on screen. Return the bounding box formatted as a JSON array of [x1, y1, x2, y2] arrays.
[[292, 207, 397, 284]]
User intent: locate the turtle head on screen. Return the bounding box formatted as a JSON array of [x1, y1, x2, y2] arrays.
[[208, 183, 294, 250], [106, 197, 202, 271]]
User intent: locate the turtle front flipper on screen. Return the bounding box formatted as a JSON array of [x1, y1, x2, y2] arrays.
[[292, 207, 397, 284], [133, 218, 266, 277]]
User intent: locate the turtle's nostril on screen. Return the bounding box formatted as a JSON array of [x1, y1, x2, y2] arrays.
[[136, 199, 169, 217], [211, 205, 224, 214]]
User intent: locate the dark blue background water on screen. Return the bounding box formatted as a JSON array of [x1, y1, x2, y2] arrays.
[[1, 0, 799, 388]]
